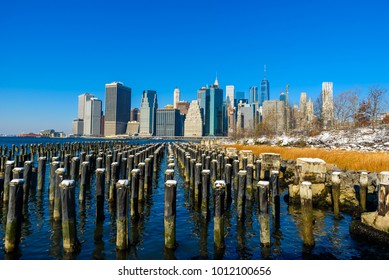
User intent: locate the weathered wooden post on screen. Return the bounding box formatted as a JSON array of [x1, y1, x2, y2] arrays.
[[270, 170, 280, 227], [54, 168, 66, 221], [255, 160, 261, 181], [37, 157, 47, 191], [105, 154, 112, 183], [201, 170, 211, 219], [246, 164, 254, 200], [64, 154, 71, 177], [165, 169, 175, 181], [164, 180, 177, 249], [4, 179, 24, 253], [232, 160, 239, 190], [184, 155, 191, 184], [3, 160, 15, 203], [120, 157, 127, 179], [116, 179, 129, 250], [127, 155, 134, 179], [242, 157, 248, 171], [237, 170, 247, 221], [359, 172, 368, 212], [96, 168, 106, 221], [96, 157, 103, 169], [257, 181, 270, 247], [60, 179, 80, 254], [214, 180, 226, 249], [22, 161, 32, 203], [194, 163, 202, 207], [109, 162, 120, 203], [138, 162, 145, 203], [70, 157, 80, 181], [130, 169, 140, 222], [224, 163, 232, 205], [211, 159, 218, 184], [144, 158, 151, 193], [205, 156, 211, 170], [300, 181, 315, 247], [331, 171, 341, 218], [12, 167, 24, 179], [49, 161, 60, 202], [79, 162, 90, 202]]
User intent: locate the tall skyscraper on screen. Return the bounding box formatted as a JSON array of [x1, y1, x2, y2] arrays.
[[208, 78, 224, 136], [260, 65, 270, 106], [198, 86, 209, 135], [72, 93, 94, 136], [156, 108, 182, 136], [130, 108, 140, 122], [226, 85, 235, 107], [321, 82, 334, 129], [139, 90, 158, 136], [249, 86, 258, 104], [84, 97, 102, 136], [184, 100, 203, 137], [173, 88, 180, 109], [104, 82, 131, 136]]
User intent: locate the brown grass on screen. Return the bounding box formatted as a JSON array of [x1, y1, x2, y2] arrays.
[[225, 144, 389, 173]]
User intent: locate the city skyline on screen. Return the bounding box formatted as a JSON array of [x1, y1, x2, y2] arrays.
[[1, 0, 389, 134]]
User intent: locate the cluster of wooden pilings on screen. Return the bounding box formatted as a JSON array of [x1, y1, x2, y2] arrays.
[[165, 143, 284, 251], [0, 141, 165, 255]]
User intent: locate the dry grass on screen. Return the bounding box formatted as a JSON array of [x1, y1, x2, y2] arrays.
[[225, 144, 389, 173]]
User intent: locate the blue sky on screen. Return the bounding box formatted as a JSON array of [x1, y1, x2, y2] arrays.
[[1, 0, 388, 134]]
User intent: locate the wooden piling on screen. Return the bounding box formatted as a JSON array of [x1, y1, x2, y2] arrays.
[[109, 162, 120, 203], [237, 170, 247, 221], [224, 163, 232, 205], [79, 162, 90, 202], [130, 169, 140, 221], [359, 172, 368, 212], [96, 168, 106, 221], [138, 162, 145, 203], [194, 163, 202, 207], [246, 164, 254, 200], [3, 161, 15, 203], [201, 169, 211, 219], [60, 180, 79, 253], [54, 168, 66, 221], [49, 161, 60, 202], [257, 181, 270, 247], [116, 179, 129, 250], [300, 181, 315, 247], [165, 169, 175, 181], [164, 180, 177, 249], [214, 180, 226, 248], [255, 160, 261, 181], [331, 171, 341, 218], [70, 157, 80, 181], [4, 179, 24, 253], [37, 157, 47, 191], [23, 161, 32, 203]]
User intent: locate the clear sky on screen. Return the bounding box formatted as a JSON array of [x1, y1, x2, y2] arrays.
[[1, 0, 388, 134]]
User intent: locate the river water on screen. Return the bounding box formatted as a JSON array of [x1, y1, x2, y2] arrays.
[[0, 137, 388, 260]]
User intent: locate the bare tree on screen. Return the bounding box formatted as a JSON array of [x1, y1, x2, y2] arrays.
[[367, 85, 388, 130], [334, 90, 359, 129], [313, 95, 323, 130]]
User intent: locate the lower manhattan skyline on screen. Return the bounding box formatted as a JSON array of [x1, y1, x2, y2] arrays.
[[1, 0, 389, 134]]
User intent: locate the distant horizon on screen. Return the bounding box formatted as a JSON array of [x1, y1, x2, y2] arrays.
[[1, 0, 389, 134]]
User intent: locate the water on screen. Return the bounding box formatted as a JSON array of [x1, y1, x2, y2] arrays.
[[0, 137, 388, 260]]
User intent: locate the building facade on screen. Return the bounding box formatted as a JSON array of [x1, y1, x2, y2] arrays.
[[262, 100, 285, 134], [139, 90, 158, 136], [184, 100, 203, 137], [84, 97, 102, 136], [156, 108, 182, 136], [104, 82, 131, 136], [322, 82, 334, 130], [226, 85, 235, 107], [130, 108, 140, 122], [176, 101, 190, 115], [249, 86, 258, 104], [173, 88, 180, 109]]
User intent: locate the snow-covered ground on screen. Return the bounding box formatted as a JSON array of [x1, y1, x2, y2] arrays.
[[228, 127, 389, 152]]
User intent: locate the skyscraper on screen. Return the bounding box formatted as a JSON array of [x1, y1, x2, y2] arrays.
[[260, 65, 270, 106], [249, 86, 258, 104], [208, 78, 224, 136], [139, 90, 158, 136], [226, 85, 235, 107], [84, 97, 102, 136], [72, 93, 93, 136], [104, 82, 131, 136], [321, 82, 334, 129], [198, 86, 209, 135], [184, 100, 203, 137], [156, 108, 182, 136], [173, 87, 180, 109]]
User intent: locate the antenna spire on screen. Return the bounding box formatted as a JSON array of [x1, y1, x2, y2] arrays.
[[264, 64, 267, 80]]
